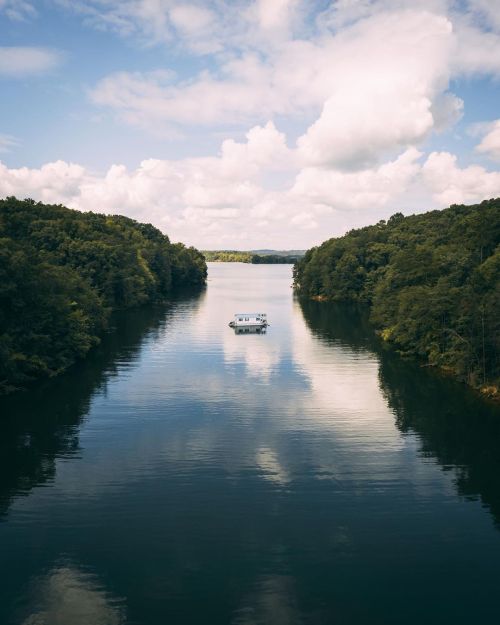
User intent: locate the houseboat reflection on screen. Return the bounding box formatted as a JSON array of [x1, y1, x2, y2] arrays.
[[233, 326, 267, 335]]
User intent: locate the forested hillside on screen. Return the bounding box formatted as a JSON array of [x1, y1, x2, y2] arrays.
[[0, 197, 206, 394], [294, 199, 500, 395]]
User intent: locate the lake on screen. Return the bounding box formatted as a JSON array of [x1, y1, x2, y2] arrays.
[[1, 262, 500, 625]]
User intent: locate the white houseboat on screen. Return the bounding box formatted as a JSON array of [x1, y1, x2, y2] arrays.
[[229, 313, 268, 328]]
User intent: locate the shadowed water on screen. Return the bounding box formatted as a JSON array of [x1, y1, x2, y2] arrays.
[[1, 263, 500, 625]]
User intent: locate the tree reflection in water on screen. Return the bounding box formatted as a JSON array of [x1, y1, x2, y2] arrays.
[[0, 291, 204, 519], [299, 297, 500, 528]]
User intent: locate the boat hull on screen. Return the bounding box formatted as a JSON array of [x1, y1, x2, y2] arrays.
[[229, 321, 268, 328]]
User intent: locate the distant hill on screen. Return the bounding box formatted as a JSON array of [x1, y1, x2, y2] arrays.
[[203, 249, 305, 263], [251, 249, 305, 257]]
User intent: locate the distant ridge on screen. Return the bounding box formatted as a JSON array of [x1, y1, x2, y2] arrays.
[[203, 249, 305, 257], [202, 250, 303, 263], [250, 249, 305, 257]]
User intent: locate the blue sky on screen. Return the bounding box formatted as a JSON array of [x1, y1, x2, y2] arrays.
[[1, 0, 500, 248]]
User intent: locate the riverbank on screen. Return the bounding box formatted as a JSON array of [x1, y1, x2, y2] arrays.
[[294, 199, 500, 396], [0, 197, 207, 395]]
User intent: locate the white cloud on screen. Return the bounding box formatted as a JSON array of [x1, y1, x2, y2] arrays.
[[90, 54, 295, 128], [55, 0, 174, 44], [253, 0, 298, 31], [0, 130, 427, 248], [291, 148, 423, 209], [89, 7, 467, 172], [1, 139, 499, 248], [316, 0, 452, 31], [451, 20, 500, 76], [475, 120, 500, 161], [3, 0, 500, 249], [57, 0, 305, 53], [220, 122, 293, 173], [57, 0, 500, 84], [0, 46, 62, 77], [169, 4, 219, 53], [0, 160, 88, 203], [291, 211, 317, 229], [466, 0, 500, 33], [297, 11, 455, 169], [422, 151, 500, 206], [0, 122, 290, 242], [0, 0, 36, 20], [169, 4, 214, 32], [56, 0, 227, 52], [243, 0, 304, 45]]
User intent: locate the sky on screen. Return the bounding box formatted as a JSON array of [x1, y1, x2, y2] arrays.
[[1, 0, 500, 249]]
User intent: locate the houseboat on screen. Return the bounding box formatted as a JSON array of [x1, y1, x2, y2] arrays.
[[229, 313, 268, 328]]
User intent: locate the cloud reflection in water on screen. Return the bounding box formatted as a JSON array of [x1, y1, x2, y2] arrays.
[[21, 564, 125, 625]]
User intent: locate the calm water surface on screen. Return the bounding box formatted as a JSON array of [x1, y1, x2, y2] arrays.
[[1, 263, 500, 625]]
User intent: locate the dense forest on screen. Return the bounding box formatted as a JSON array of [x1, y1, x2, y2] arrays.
[[0, 197, 207, 394], [294, 199, 500, 396], [203, 250, 300, 263]]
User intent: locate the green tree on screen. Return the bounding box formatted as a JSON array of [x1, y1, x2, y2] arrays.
[[294, 199, 500, 394]]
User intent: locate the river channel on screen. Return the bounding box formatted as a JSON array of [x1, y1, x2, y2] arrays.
[[1, 263, 499, 625]]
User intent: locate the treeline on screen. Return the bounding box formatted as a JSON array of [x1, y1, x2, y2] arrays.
[[0, 197, 206, 394], [203, 250, 298, 263], [294, 199, 500, 395], [252, 254, 298, 264]]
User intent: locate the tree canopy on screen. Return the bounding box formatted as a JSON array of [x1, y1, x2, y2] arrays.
[[294, 199, 500, 395], [203, 250, 299, 263], [0, 197, 206, 394]]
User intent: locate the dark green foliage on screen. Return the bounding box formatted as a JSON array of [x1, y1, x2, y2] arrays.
[[171, 243, 208, 286], [203, 250, 297, 263], [294, 199, 500, 392], [0, 197, 207, 393], [203, 250, 253, 262], [250, 253, 297, 264]]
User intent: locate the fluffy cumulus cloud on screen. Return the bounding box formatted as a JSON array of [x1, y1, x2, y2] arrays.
[[90, 7, 462, 151], [0, 125, 426, 247], [84, 0, 500, 142], [422, 151, 500, 206], [0, 160, 88, 203], [296, 10, 457, 169], [3, 0, 500, 247], [292, 148, 423, 209], [0, 123, 296, 246], [475, 120, 500, 161]]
